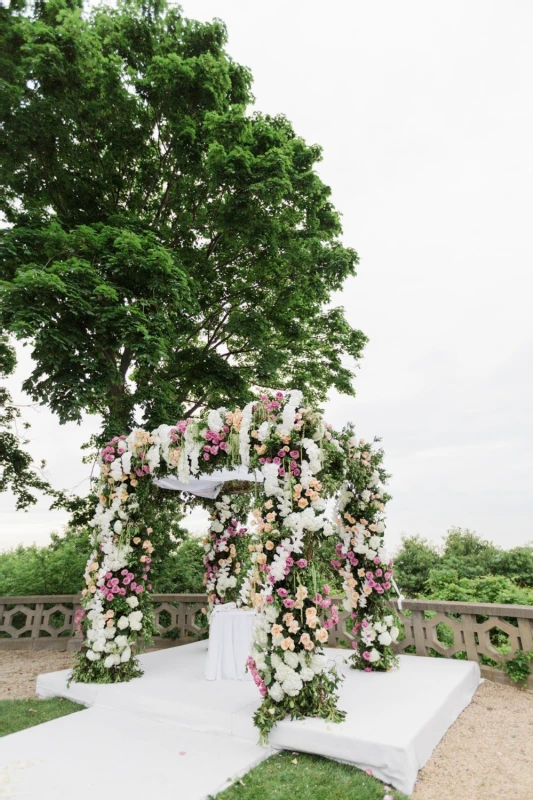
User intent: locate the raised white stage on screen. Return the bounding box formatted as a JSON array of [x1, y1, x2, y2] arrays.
[[1, 642, 480, 797]]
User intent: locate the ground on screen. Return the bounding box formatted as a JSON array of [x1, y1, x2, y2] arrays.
[[1, 651, 532, 800]]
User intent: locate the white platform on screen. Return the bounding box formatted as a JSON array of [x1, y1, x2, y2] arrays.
[[2, 642, 480, 797]]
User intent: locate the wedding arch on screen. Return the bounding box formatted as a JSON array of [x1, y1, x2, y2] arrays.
[[72, 390, 400, 738]]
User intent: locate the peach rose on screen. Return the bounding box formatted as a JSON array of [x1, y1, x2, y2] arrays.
[[281, 637, 295, 651], [315, 628, 328, 644]]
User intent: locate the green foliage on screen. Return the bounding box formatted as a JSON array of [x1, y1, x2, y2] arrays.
[[213, 751, 407, 800], [393, 535, 439, 597], [0, 529, 91, 595], [0, 0, 366, 441], [394, 527, 533, 602], [426, 571, 533, 605], [152, 537, 205, 594], [0, 697, 84, 738], [0, 515, 205, 596], [0, 334, 52, 508], [503, 650, 533, 686]]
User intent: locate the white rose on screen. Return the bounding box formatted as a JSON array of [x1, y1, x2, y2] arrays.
[[120, 646, 132, 663], [126, 596, 139, 609], [117, 616, 129, 630], [390, 626, 399, 641], [86, 649, 100, 662], [368, 649, 381, 663], [113, 520, 123, 534], [378, 631, 392, 646]]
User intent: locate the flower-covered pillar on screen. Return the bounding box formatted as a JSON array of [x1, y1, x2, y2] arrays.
[[333, 433, 400, 671]]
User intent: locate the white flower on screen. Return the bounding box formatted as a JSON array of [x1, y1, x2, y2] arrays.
[[390, 626, 399, 641], [264, 605, 279, 623], [126, 596, 139, 609], [115, 635, 129, 648], [283, 651, 299, 669], [207, 409, 224, 433], [282, 673, 303, 697], [86, 649, 100, 662], [377, 631, 392, 646], [128, 610, 143, 631], [268, 681, 285, 702], [103, 626, 116, 639], [120, 646, 132, 663], [104, 654, 121, 668], [270, 653, 282, 669], [368, 648, 381, 663], [361, 489, 371, 503], [113, 520, 123, 534], [300, 666, 314, 682], [117, 616, 129, 630], [274, 663, 294, 683], [257, 421, 270, 441]]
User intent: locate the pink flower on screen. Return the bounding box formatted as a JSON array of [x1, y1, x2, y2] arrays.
[[276, 391, 284, 399], [296, 558, 307, 568], [273, 457, 281, 465], [106, 593, 114, 601], [130, 582, 137, 590], [362, 651, 371, 661], [374, 557, 381, 564], [283, 598, 295, 609], [147, 584, 152, 590], [323, 584, 331, 595], [203, 453, 210, 461], [219, 441, 228, 451], [265, 595, 274, 604], [289, 450, 299, 459], [278, 449, 286, 458], [277, 588, 288, 598], [135, 585, 144, 594], [292, 468, 300, 476], [383, 581, 391, 590], [365, 667, 372, 673]]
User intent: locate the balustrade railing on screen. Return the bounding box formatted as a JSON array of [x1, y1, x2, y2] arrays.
[[1, 594, 532, 688]]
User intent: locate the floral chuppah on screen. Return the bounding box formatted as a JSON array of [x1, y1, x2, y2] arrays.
[[72, 390, 400, 738]]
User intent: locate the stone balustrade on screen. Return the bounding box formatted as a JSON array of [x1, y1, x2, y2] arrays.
[[1, 594, 532, 688]]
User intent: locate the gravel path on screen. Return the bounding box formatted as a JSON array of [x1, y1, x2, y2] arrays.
[[0, 651, 75, 700], [2, 653, 532, 799]]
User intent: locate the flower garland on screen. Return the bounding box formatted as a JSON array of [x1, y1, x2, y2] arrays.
[[202, 494, 251, 612], [72, 391, 399, 739], [331, 434, 400, 672]]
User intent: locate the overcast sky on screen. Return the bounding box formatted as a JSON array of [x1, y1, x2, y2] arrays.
[[2, 0, 532, 552]]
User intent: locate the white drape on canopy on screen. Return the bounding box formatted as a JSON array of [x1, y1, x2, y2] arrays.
[[153, 466, 264, 499]]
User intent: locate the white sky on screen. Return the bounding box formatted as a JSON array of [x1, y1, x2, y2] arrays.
[[1, 0, 532, 552]]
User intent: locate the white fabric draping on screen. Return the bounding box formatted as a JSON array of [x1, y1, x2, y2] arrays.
[[153, 467, 264, 499], [205, 609, 255, 681]]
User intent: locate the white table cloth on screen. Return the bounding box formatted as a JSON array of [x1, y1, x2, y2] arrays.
[[205, 609, 255, 681]]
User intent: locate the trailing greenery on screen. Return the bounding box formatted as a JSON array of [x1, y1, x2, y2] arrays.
[[503, 650, 533, 687], [394, 527, 533, 602], [0, 697, 84, 737], [0, 0, 366, 443], [213, 751, 407, 800]]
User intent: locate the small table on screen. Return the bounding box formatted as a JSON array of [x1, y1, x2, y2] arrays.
[[204, 608, 255, 681]]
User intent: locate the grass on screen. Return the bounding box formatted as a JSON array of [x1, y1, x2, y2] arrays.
[[0, 697, 85, 737], [213, 751, 408, 800]]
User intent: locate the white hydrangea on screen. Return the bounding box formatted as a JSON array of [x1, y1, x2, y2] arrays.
[[269, 681, 285, 702], [283, 650, 299, 669]]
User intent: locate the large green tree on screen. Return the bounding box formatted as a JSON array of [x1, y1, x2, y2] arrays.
[[0, 334, 52, 508], [0, 0, 366, 439]]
